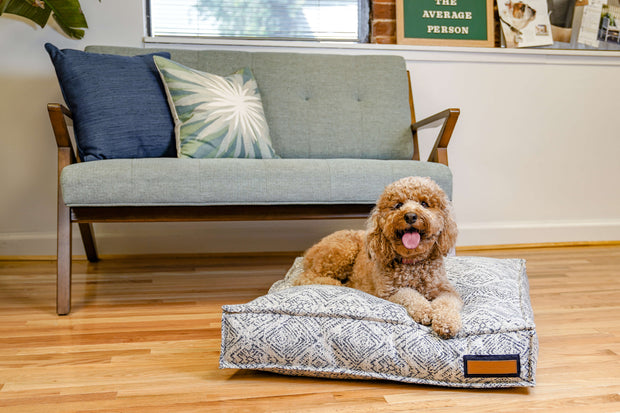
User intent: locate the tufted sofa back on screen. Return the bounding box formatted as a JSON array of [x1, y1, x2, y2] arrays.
[[86, 46, 413, 160]]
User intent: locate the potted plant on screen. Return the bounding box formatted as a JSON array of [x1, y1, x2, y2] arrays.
[[0, 0, 97, 39]]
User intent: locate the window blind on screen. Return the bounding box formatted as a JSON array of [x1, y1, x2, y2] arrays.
[[148, 0, 368, 42]]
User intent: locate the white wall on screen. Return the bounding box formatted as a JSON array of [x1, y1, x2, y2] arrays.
[[0, 0, 618, 257], [406, 50, 620, 246]]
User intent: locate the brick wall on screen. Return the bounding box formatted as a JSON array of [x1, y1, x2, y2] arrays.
[[370, 0, 397, 44]]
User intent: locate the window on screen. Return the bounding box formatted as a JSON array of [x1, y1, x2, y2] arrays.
[[147, 0, 369, 42]]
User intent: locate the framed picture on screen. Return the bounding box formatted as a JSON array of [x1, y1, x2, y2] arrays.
[[396, 0, 495, 47], [498, 0, 553, 47]]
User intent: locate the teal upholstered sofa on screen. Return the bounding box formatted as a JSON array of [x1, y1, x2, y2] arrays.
[[47, 45, 459, 315]]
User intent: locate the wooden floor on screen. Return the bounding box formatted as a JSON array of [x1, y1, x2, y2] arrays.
[[0, 245, 618, 412]]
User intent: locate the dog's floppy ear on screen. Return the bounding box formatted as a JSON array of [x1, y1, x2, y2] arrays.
[[366, 206, 395, 265], [436, 201, 458, 256]]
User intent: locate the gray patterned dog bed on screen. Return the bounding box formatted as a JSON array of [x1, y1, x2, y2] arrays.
[[220, 256, 538, 388]]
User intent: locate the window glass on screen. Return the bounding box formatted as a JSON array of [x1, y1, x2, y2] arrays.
[[148, 0, 368, 42]]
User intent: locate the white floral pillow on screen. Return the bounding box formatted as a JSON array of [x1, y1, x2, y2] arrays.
[[153, 56, 278, 159]]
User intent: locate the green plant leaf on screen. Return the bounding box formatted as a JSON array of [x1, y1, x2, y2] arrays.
[[51, 12, 85, 38], [44, 0, 87, 28], [0, 0, 95, 39], [45, 0, 87, 39], [1, 0, 52, 28]]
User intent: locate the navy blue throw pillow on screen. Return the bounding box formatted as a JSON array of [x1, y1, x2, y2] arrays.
[[45, 43, 176, 161]]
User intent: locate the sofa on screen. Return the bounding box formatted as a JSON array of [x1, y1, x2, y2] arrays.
[[46, 44, 459, 315]]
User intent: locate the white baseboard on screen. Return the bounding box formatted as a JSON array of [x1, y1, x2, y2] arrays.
[[0, 231, 63, 257], [1, 219, 618, 257], [0, 220, 363, 257], [457, 219, 620, 246]]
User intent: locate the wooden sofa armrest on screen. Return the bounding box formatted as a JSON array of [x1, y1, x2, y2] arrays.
[[48, 103, 79, 165], [410, 108, 460, 166]]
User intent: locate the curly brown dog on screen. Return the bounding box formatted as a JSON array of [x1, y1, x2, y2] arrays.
[[294, 176, 462, 338]]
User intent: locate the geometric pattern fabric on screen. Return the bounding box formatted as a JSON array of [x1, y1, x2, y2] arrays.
[[220, 256, 538, 388]]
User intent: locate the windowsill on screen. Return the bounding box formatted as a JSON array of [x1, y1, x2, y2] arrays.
[[144, 36, 620, 65]]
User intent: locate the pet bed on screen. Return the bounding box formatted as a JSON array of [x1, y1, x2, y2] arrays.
[[220, 255, 538, 388]]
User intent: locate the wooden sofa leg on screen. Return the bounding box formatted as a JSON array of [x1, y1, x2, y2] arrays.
[[79, 223, 99, 263], [57, 201, 72, 315]]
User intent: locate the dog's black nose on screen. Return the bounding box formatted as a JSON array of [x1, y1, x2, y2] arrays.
[[404, 213, 417, 224]]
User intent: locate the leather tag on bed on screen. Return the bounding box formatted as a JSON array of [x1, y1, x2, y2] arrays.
[[463, 355, 521, 378]]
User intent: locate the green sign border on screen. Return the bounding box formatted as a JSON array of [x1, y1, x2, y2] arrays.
[[396, 0, 494, 47]]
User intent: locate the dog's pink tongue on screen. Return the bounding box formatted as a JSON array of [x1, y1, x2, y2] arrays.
[[402, 232, 420, 250]]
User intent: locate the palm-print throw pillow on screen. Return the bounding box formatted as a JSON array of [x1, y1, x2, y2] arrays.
[[153, 56, 278, 159]]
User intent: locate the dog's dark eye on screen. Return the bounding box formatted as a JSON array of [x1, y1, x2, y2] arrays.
[[420, 201, 429, 208], [394, 202, 403, 210]]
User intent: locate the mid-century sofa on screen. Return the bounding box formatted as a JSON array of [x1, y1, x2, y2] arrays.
[[46, 44, 459, 315]]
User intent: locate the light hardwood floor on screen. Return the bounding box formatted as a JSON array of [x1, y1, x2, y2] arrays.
[[0, 245, 618, 412]]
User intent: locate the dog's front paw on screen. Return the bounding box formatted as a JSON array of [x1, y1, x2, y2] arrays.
[[388, 288, 433, 326], [431, 296, 462, 339], [406, 300, 433, 326], [431, 313, 461, 339]]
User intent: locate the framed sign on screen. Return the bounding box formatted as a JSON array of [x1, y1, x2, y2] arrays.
[[396, 0, 494, 47]]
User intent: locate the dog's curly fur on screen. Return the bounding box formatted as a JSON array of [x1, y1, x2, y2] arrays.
[[293, 176, 462, 338]]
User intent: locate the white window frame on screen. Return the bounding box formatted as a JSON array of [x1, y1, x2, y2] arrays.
[[146, 0, 370, 43]]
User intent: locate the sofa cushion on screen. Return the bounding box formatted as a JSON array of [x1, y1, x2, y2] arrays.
[[153, 56, 277, 159], [220, 256, 538, 388], [60, 158, 452, 206], [85, 46, 413, 160], [45, 43, 176, 161]]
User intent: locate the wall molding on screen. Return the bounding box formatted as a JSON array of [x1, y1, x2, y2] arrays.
[[143, 37, 620, 66]]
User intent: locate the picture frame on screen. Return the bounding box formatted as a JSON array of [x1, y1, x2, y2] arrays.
[[396, 0, 495, 47]]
